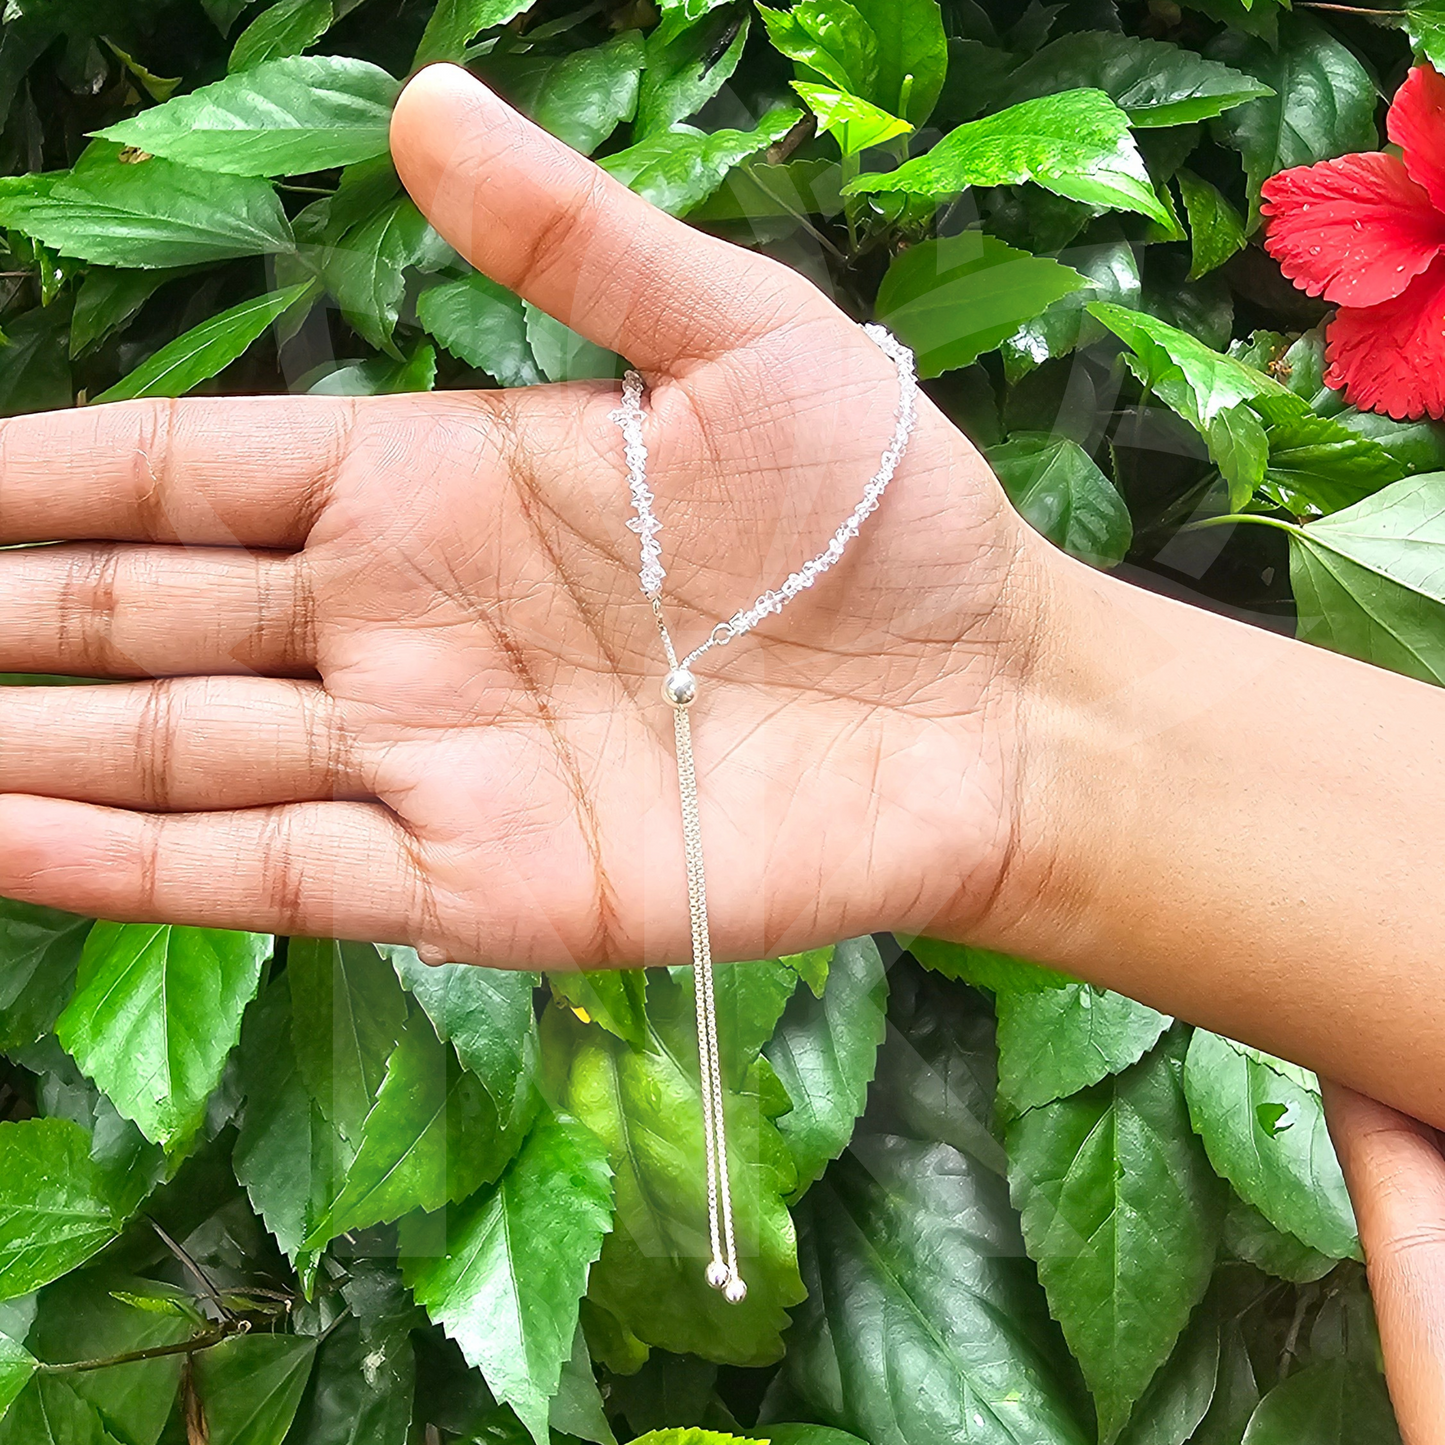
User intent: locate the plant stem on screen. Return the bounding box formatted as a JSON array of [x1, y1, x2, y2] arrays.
[[742, 171, 847, 263], [840, 151, 861, 253], [1295, 2, 1405, 14], [148, 1216, 235, 1322], [37, 1321, 250, 1376], [1185, 512, 1302, 535]]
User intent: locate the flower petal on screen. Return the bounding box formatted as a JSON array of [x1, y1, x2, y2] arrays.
[[1261, 152, 1445, 307], [1388, 62, 1445, 214], [1325, 255, 1445, 419]]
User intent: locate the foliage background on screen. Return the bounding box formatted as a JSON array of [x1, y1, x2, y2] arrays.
[[0, 0, 1441, 1439]]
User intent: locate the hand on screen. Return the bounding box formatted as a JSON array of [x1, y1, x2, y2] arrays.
[[0, 64, 1046, 966], [1324, 1083, 1445, 1443]]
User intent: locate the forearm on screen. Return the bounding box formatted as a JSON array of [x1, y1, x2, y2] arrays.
[[974, 544, 1445, 1126]]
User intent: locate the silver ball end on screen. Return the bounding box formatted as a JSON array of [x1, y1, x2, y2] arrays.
[[705, 1259, 729, 1291], [722, 1274, 748, 1305], [661, 667, 698, 709]]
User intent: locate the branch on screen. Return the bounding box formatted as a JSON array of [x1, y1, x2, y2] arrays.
[[147, 1216, 235, 1322], [1295, 3, 1407, 15], [37, 1320, 251, 1376]]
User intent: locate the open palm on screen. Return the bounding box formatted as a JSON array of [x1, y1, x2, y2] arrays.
[[0, 65, 1040, 967]]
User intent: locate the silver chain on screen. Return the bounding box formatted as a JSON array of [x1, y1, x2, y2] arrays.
[[608, 323, 919, 1303]]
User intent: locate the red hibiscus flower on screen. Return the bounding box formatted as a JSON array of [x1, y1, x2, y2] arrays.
[[1261, 62, 1445, 420]]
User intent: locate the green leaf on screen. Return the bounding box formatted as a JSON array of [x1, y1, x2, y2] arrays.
[[524, 306, 623, 382], [1007, 1034, 1223, 1442], [233, 981, 349, 1286], [1089, 300, 1289, 431], [287, 1262, 415, 1445], [553, 973, 806, 1366], [96, 56, 399, 177], [403, 1115, 614, 1445], [848, 0, 947, 125], [907, 936, 1069, 993], [549, 1326, 616, 1445], [551, 970, 649, 1049], [321, 194, 443, 353], [792, 82, 910, 157], [70, 267, 184, 356], [1206, 16, 1377, 223], [306, 342, 436, 394], [0, 898, 90, 1051], [305, 1007, 532, 1249], [781, 945, 833, 998], [56, 923, 271, 1149], [763, 936, 889, 1196], [1176, 169, 1245, 280], [875, 231, 1087, 379], [1209, 401, 1270, 512], [0, 1377, 123, 1445], [1193, 1326, 1261, 1445], [686, 157, 843, 223], [656, 0, 735, 31], [1001, 236, 1141, 381], [629, 1434, 738, 1445], [229, 0, 334, 71], [1286, 473, 1445, 684], [192, 1334, 318, 1445], [600, 109, 802, 217], [1182, 1029, 1359, 1261], [1254, 395, 1407, 516], [0, 1337, 34, 1422], [993, 973, 1169, 1115], [415, 0, 533, 68], [0, 307, 72, 416], [94, 282, 312, 403], [750, 1431, 869, 1445], [781, 1134, 1090, 1445], [636, 11, 750, 138], [0, 1119, 122, 1301], [0, 150, 294, 267], [870, 954, 1008, 1175], [1223, 1195, 1337, 1283], [1114, 1291, 1219, 1445], [849, 91, 1170, 225], [28, 1272, 192, 1445], [25, 1040, 166, 1221], [1334, 407, 1445, 476], [1002, 33, 1272, 127], [386, 947, 540, 1126], [488, 31, 645, 156], [104, 42, 181, 104], [287, 937, 408, 1147], [1238, 1360, 1400, 1444], [680, 958, 800, 1081], [756, 0, 878, 97], [416, 274, 544, 388], [988, 432, 1134, 568]]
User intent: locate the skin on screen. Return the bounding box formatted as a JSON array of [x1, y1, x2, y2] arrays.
[[1324, 1087, 1445, 1439], [0, 64, 1442, 1429]]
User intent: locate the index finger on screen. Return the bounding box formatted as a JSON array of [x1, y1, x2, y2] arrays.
[[389, 64, 840, 375]]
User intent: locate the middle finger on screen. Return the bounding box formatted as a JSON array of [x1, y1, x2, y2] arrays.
[[0, 543, 313, 678]]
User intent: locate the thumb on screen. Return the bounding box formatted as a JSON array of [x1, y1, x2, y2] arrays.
[[389, 63, 830, 374]]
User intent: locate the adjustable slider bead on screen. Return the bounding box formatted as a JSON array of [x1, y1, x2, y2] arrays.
[[706, 1259, 730, 1291], [723, 1274, 748, 1305], [662, 667, 698, 708]]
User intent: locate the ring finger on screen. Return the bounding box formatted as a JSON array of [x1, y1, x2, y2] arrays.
[[0, 677, 364, 810]]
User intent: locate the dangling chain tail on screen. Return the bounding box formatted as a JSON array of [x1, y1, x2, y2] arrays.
[[610, 323, 919, 1303]]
